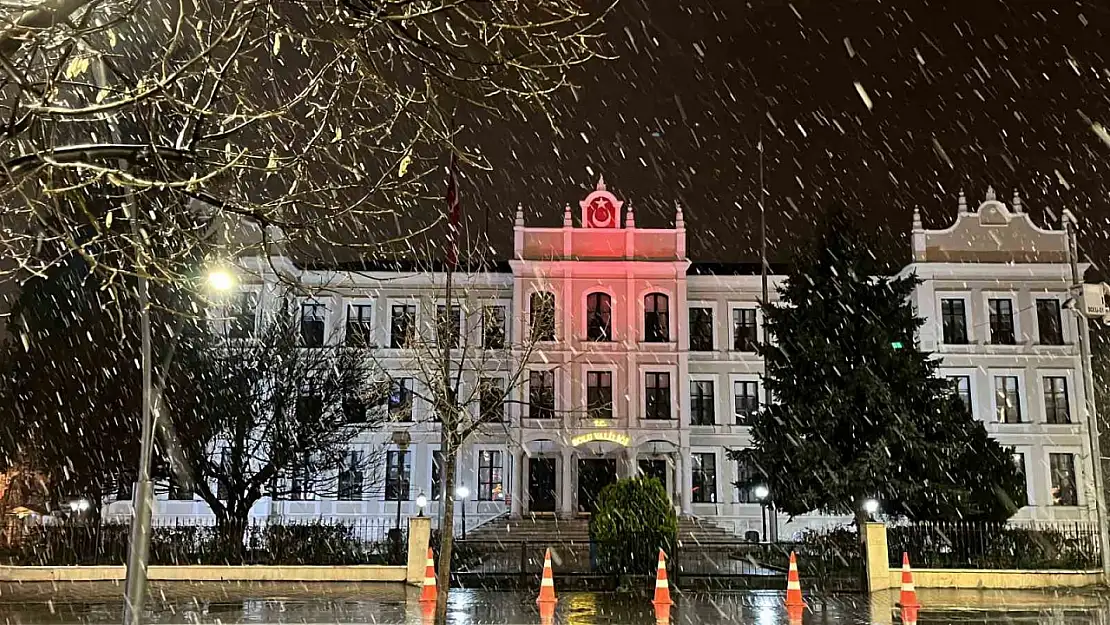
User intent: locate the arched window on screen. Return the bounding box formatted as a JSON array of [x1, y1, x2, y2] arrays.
[[530, 292, 556, 341], [644, 293, 669, 343], [586, 292, 612, 341]]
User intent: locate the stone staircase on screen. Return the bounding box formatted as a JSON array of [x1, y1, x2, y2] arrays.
[[463, 514, 747, 546]]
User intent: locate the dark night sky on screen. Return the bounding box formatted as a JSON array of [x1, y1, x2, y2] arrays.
[[425, 0, 1110, 270]]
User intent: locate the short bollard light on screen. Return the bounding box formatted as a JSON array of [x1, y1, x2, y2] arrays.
[[416, 492, 428, 517]]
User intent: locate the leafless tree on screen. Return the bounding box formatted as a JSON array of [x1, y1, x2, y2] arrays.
[[163, 291, 388, 555], [338, 241, 563, 623], [0, 0, 614, 293]]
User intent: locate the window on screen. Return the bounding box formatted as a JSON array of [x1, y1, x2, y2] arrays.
[[692, 453, 717, 504], [733, 308, 758, 352], [689, 307, 714, 351], [168, 473, 193, 501], [529, 370, 556, 419], [289, 453, 314, 501], [431, 451, 444, 500], [296, 393, 323, 423], [644, 293, 670, 342], [1050, 453, 1078, 506], [948, 376, 971, 412], [477, 450, 504, 501], [586, 292, 612, 341], [300, 301, 326, 347], [346, 304, 374, 347], [337, 451, 364, 501], [1043, 376, 1071, 424], [228, 291, 258, 339], [994, 376, 1023, 423], [389, 378, 413, 422], [530, 292, 556, 341], [940, 298, 969, 344], [735, 458, 759, 504], [385, 450, 411, 501], [483, 306, 507, 349], [645, 372, 671, 420], [586, 371, 613, 419], [734, 381, 759, 424], [343, 391, 367, 423], [390, 304, 416, 349], [116, 473, 134, 501], [1037, 299, 1064, 345], [690, 380, 715, 426], [479, 378, 505, 422], [437, 304, 461, 348], [1012, 453, 1028, 506], [988, 298, 1016, 345]]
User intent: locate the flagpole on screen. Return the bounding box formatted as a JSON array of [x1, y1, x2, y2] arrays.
[[759, 128, 767, 306]]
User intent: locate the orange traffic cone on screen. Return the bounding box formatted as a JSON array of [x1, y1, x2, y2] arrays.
[[901, 605, 919, 625], [898, 552, 920, 609], [537, 547, 557, 606], [785, 551, 804, 608], [652, 549, 673, 608], [539, 600, 556, 625], [419, 547, 437, 604], [421, 601, 436, 624], [654, 601, 671, 625], [787, 603, 804, 624]]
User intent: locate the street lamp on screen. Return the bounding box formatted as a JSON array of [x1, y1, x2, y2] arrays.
[[206, 268, 235, 292], [754, 486, 770, 542], [391, 430, 412, 531], [862, 498, 880, 520], [416, 492, 428, 517], [123, 257, 241, 625], [456, 485, 470, 540]]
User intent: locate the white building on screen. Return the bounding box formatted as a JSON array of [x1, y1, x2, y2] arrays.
[[137, 181, 1096, 537]]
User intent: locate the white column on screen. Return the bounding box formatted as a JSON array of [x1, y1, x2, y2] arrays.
[[679, 447, 693, 515], [511, 449, 524, 518], [560, 448, 575, 518], [623, 446, 637, 479]]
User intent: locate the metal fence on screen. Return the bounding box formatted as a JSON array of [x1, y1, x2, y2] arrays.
[[886, 521, 1101, 570], [676, 539, 863, 591], [451, 533, 864, 592], [0, 517, 406, 566]]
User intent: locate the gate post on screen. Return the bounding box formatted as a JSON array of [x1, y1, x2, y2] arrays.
[[863, 522, 890, 592], [406, 516, 432, 586]]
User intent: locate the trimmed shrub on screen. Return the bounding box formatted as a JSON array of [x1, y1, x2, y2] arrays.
[[589, 477, 678, 574]]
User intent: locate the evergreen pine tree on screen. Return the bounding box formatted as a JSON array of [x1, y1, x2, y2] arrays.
[[733, 210, 1025, 522]]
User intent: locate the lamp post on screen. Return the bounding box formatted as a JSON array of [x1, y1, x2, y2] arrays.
[[456, 485, 470, 540], [388, 430, 411, 564], [123, 265, 234, 625], [754, 485, 770, 542], [391, 430, 412, 531]]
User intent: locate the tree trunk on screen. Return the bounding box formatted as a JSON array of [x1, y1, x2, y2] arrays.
[[214, 507, 249, 564], [434, 424, 458, 625]]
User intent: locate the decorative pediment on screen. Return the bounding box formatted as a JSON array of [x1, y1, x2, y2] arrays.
[[579, 175, 624, 229]]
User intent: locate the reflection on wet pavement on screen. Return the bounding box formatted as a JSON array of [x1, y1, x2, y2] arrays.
[[0, 584, 1105, 624]]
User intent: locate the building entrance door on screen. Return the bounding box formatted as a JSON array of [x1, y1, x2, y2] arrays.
[[577, 458, 617, 514], [528, 458, 557, 513]]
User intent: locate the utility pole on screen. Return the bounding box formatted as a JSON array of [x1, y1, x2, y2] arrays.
[[1063, 209, 1110, 582]]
